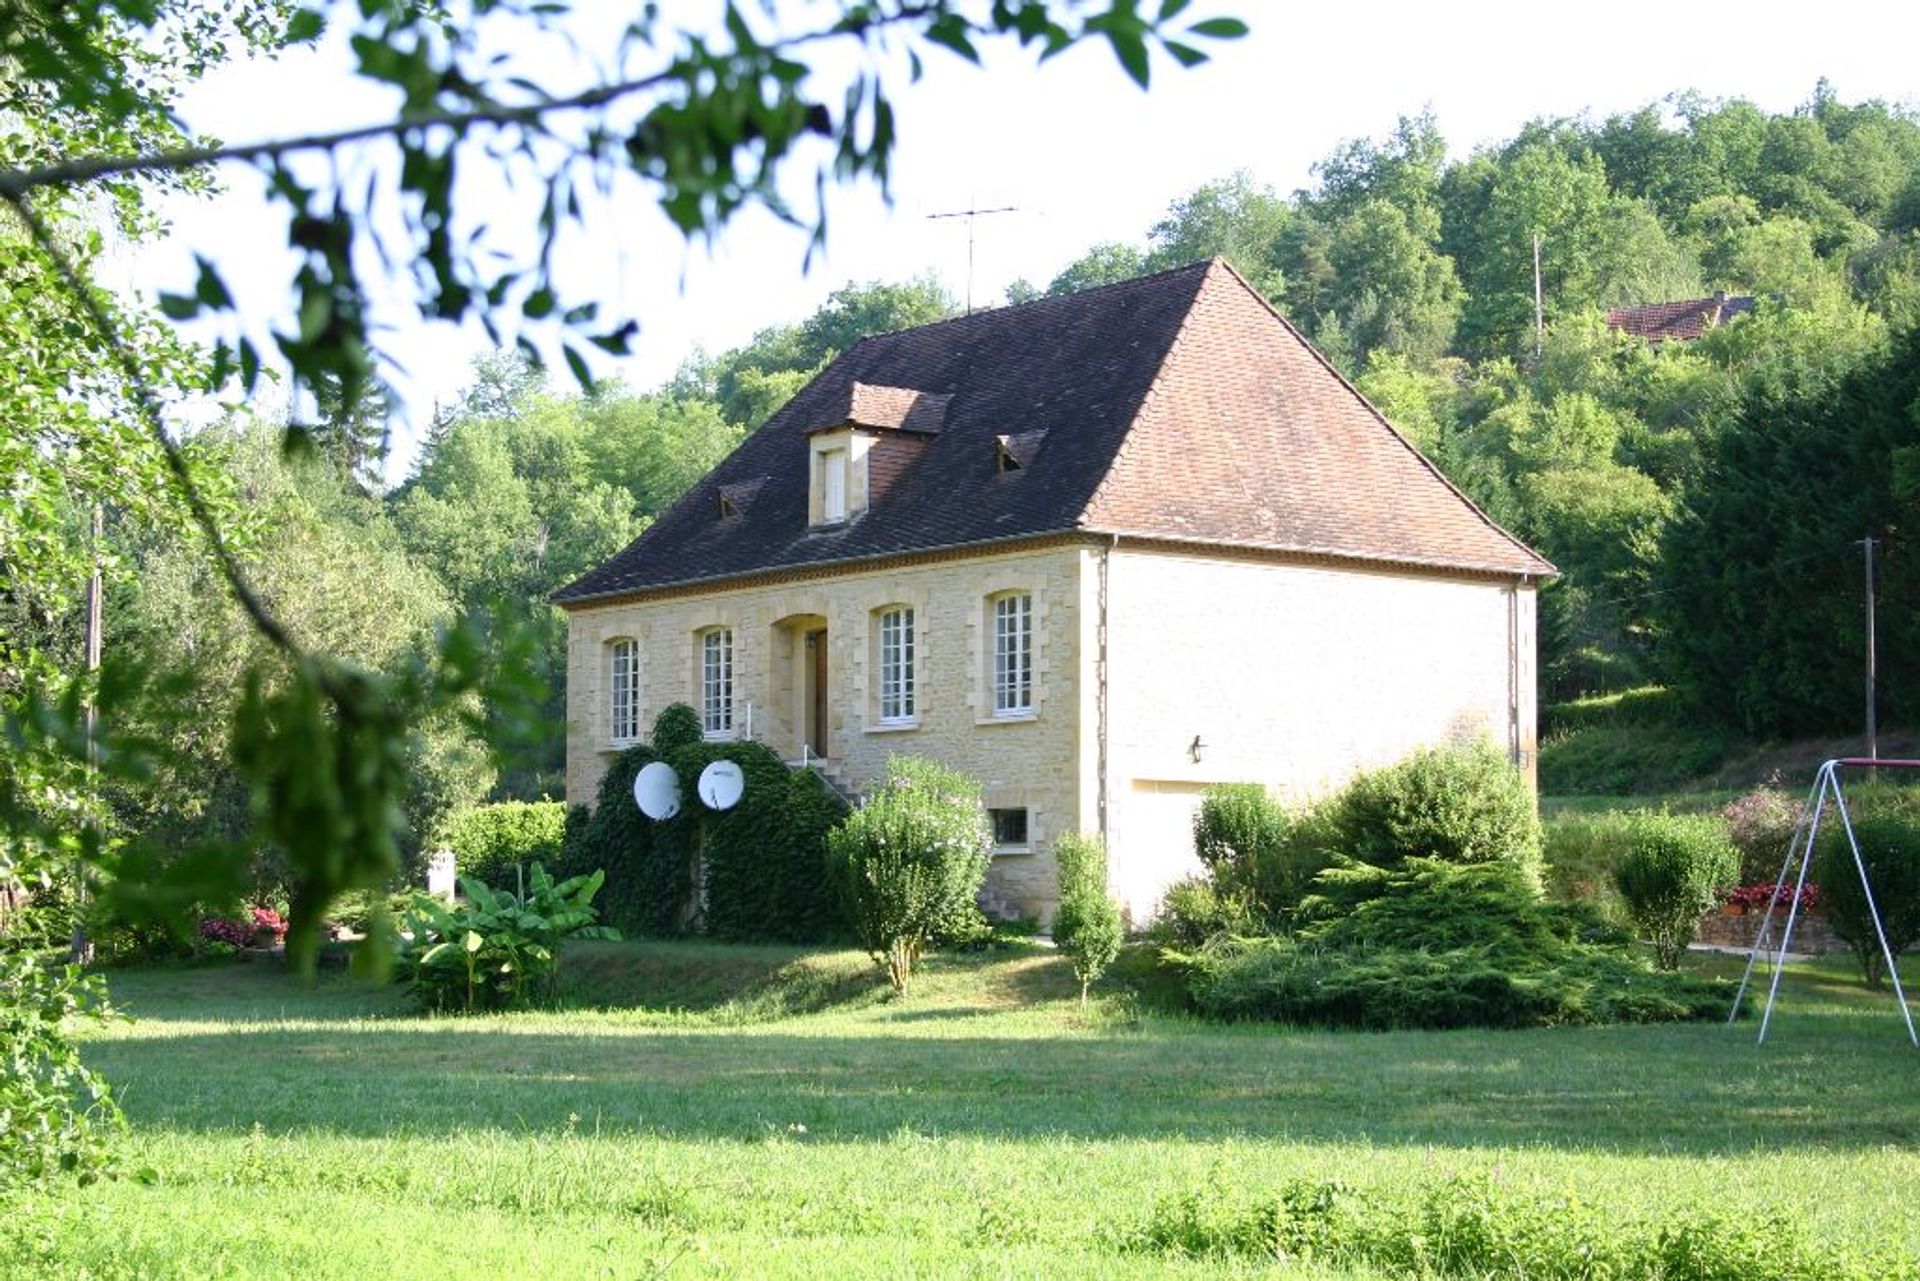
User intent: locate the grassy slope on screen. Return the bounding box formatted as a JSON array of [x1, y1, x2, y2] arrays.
[[14, 942, 1920, 1278]]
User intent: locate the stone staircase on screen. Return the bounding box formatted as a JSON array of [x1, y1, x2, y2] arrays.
[[793, 758, 863, 809]]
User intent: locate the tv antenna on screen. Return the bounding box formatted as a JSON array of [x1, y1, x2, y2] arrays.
[[927, 200, 1020, 314]]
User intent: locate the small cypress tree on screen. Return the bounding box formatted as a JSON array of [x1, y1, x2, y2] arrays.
[[1052, 832, 1123, 1005]]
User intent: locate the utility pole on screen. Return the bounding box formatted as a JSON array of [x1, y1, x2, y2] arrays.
[[927, 201, 1019, 315], [70, 504, 101, 966], [1532, 232, 1545, 360], [1864, 534, 1879, 761]]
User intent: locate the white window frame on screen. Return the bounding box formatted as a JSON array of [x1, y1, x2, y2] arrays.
[[607, 638, 641, 746], [700, 628, 734, 738], [991, 592, 1033, 717], [819, 447, 847, 524], [877, 606, 916, 725]]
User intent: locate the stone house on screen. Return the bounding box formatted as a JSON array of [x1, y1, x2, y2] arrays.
[[555, 260, 1554, 922]]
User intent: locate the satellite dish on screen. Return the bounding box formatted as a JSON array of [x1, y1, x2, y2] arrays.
[[698, 759, 745, 811], [633, 761, 682, 820]]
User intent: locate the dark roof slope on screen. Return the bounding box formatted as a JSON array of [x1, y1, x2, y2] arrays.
[[1605, 292, 1756, 342], [557, 260, 1550, 603]]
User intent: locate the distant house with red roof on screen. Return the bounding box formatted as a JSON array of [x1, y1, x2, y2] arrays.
[[1605, 290, 1757, 342], [557, 260, 1554, 922]]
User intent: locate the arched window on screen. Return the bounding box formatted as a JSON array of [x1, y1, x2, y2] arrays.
[[608, 638, 640, 745], [700, 628, 734, 737], [876, 606, 915, 724], [991, 592, 1033, 716]]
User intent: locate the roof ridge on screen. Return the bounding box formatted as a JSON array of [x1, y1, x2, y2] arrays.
[[1206, 258, 1555, 577], [1073, 258, 1224, 527], [840, 258, 1216, 354]]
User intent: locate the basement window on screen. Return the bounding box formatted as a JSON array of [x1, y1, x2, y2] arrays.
[[990, 807, 1030, 851]]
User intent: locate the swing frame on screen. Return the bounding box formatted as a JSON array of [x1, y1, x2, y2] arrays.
[[1727, 758, 1919, 1046]]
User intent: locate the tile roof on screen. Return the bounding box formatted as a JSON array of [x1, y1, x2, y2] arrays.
[[1605, 292, 1756, 342], [556, 260, 1551, 604]]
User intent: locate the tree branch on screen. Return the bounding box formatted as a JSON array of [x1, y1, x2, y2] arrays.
[[1, 190, 298, 658], [0, 8, 916, 200]]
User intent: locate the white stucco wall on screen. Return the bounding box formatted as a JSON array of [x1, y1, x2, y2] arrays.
[[1100, 546, 1537, 921]]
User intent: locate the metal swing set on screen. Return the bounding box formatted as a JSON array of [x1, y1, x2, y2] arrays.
[[1728, 757, 1919, 1046]]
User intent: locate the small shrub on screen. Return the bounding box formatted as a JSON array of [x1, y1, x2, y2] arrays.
[[1147, 876, 1259, 947], [1191, 784, 1314, 913], [1815, 816, 1920, 989], [400, 863, 618, 1012], [1614, 814, 1738, 969], [824, 755, 989, 994], [1052, 832, 1122, 1005], [1720, 782, 1802, 885], [1328, 741, 1542, 875], [442, 800, 567, 886]]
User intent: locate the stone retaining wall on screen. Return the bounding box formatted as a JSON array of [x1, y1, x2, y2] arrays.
[[1695, 908, 1842, 955]]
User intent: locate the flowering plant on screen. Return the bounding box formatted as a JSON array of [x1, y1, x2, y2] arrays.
[[1726, 882, 1820, 912], [250, 907, 288, 939], [198, 918, 251, 948]]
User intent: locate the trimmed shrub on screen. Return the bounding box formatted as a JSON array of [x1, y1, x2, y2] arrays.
[[1052, 833, 1123, 1005], [1327, 741, 1542, 876], [825, 755, 989, 994], [443, 800, 567, 886], [1614, 814, 1738, 969], [568, 744, 660, 934], [559, 704, 846, 942], [1191, 784, 1322, 917], [659, 737, 842, 942], [651, 702, 704, 755], [1815, 816, 1920, 989]]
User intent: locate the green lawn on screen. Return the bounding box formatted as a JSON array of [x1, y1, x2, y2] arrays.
[[11, 942, 1920, 1278]]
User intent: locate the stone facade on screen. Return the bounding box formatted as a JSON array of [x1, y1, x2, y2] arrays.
[[564, 534, 1538, 924], [566, 542, 1087, 916]]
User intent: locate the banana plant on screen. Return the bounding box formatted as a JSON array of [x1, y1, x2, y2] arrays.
[[400, 863, 618, 1013]]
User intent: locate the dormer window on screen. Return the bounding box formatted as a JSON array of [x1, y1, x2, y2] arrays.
[[996, 430, 1047, 474], [716, 477, 765, 522], [806, 382, 948, 530], [819, 446, 847, 523]]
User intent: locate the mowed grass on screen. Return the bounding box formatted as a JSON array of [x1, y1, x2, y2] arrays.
[[12, 941, 1920, 1278]]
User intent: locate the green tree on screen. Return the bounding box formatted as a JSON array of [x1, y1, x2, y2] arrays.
[[1144, 171, 1288, 296], [1045, 242, 1148, 295], [1655, 321, 1915, 735]]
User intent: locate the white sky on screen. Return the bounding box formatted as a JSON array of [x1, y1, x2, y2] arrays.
[[122, 0, 1920, 480]]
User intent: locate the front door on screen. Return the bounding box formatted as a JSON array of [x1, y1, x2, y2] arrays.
[[805, 628, 828, 758]]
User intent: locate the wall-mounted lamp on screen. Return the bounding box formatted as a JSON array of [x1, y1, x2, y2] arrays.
[[1188, 734, 1206, 765]]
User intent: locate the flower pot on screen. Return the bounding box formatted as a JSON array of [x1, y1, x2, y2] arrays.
[[251, 927, 280, 949]]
